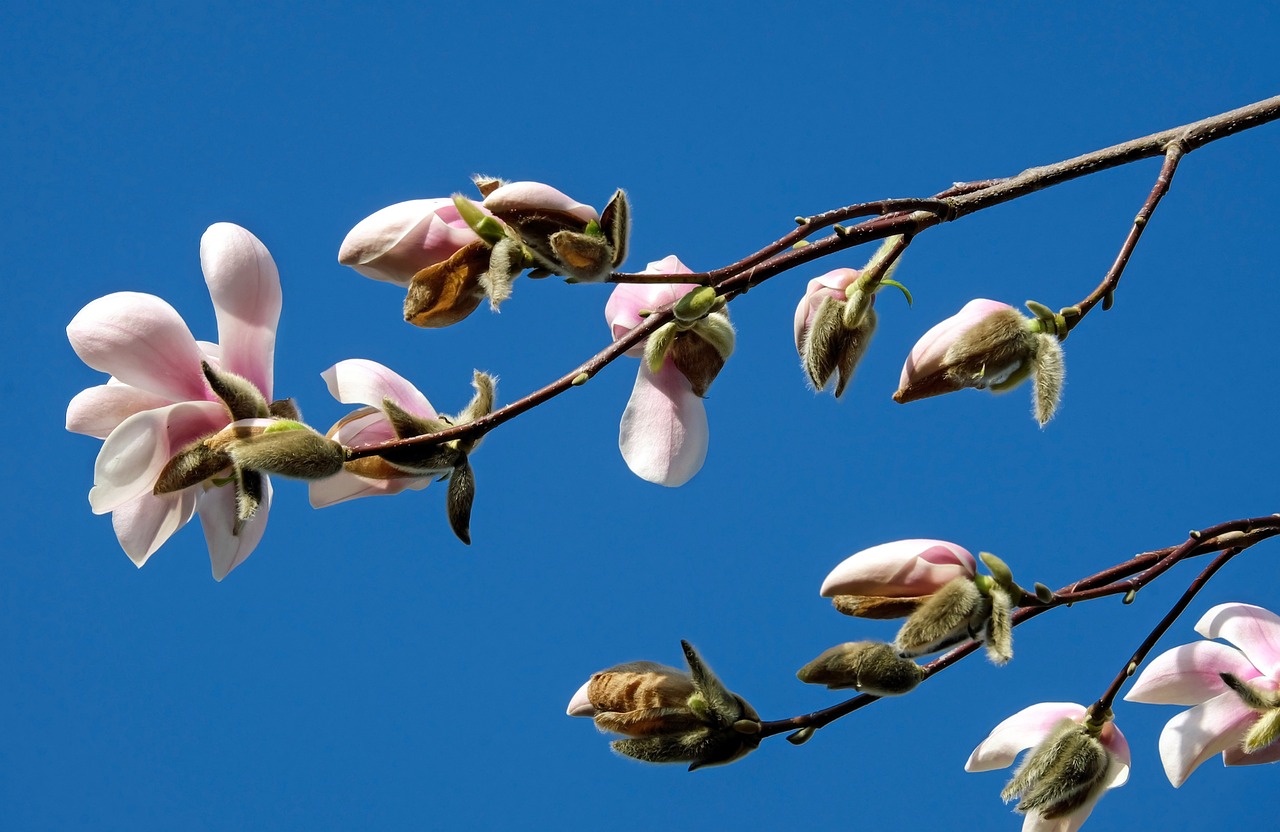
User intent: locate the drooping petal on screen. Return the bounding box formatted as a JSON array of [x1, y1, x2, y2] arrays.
[[821, 539, 977, 598], [965, 702, 1086, 772], [1125, 641, 1262, 705], [88, 401, 229, 514], [199, 478, 272, 581], [483, 181, 599, 223], [566, 680, 596, 717], [1195, 603, 1280, 679], [321, 359, 437, 419], [338, 198, 480, 285], [68, 292, 210, 402], [67, 383, 173, 438], [200, 223, 281, 400], [1098, 722, 1131, 786], [1157, 689, 1257, 787], [110, 489, 199, 566], [618, 360, 708, 487], [308, 467, 431, 508]]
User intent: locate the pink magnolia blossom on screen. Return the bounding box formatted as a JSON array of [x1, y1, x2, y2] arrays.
[[1125, 602, 1280, 786], [604, 256, 707, 487], [966, 702, 1131, 832], [896, 299, 1024, 401], [820, 539, 976, 598], [793, 267, 861, 351], [308, 359, 445, 507], [338, 198, 482, 286], [482, 181, 599, 224], [67, 223, 282, 580]]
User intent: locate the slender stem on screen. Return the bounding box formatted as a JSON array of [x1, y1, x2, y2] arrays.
[[755, 514, 1280, 739], [1089, 547, 1240, 718], [349, 96, 1280, 460], [1067, 144, 1185, 331]]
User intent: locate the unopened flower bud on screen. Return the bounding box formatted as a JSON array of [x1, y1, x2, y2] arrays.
[[339, 198, 481, 285], [483, 182, 627, 282], [794, 268, 877, 398], [203, 361, 269, 420], [1001, 719, 1112, 820], [797, 641, 925, 695], [895, 576, 988, 658], [227, 424, 347, 482]]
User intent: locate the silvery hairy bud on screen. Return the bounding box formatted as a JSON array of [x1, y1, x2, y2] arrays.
[[894, 556, 1017, 665], [1001, 719, 1113, 821], [796, 641, 925, 696], [567, 641, 761, 771]]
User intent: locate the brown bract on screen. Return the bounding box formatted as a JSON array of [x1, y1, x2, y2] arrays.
[[404, 240, 489, 328]]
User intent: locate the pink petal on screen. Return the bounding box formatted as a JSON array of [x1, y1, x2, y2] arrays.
[[899, 299, 1013, 390], [566, 680, 596, 717], [338, 198, 480, 285], [321, 359, 437, 419], [110, 489, 199, 566], [965, 702, 1086, 772], [618, 360, 708, 487], [1157, 689, 1257, 787], [1195, 603, 1280, 679], [1098, 721, 1131, 785], [793, 268, 859, 349], [88, 401, 229, 514], [1223, 736, 1280, 767], [328, 408, 397, 448], [308, 469, 430, 508], [68, 292, 210, 402], [820, 539, 977, 598], [200, 223, 281, 400], [1125, 641, 1262, 705], [483, 181, 599, 223], [67, 383, 173, 439], [199, 478, 272, 581]]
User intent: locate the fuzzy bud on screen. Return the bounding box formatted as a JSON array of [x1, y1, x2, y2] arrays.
[[895, 576, 989, 658], [1219, 672, 1280, 753], [227, 425, 347, 482], [1002, 719, 1112, 820], [797, 641, 925, 695]]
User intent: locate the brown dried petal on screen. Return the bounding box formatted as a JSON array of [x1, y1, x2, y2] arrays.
[[404, 240, 489, 328]]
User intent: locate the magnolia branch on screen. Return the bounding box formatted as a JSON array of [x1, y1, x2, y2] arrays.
[[755, 514, 1280, 740], [349, 95, 1280, 460]]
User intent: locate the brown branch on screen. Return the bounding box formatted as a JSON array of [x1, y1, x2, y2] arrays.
[[755, 514, 1280, 740], [348, 95, 1280, 460]]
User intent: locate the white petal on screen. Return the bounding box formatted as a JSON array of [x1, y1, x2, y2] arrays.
[[618, 360, 708, 487], [110, 490, 199, 566], [308, 469, 429, 508], [1157, 689, 1256, 787], [1195, 603, 1280, 679], [321, 359, 436, 418], [201, 224, 281, 400], [67, 383, 172, 439], [1125, 641, 1261, 705], [566, 680, 596, 717], [199, 478, 272, 581], [965, 703, 1086, 772]]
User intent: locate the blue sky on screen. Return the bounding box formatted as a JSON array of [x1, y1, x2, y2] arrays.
[[5, 2, 1279, 829]]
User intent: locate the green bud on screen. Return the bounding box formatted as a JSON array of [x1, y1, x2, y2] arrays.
[[979, 551, 1016, 590], [673, 286, 719, 323], [644, 322, 677, 374], [1034, 583, 1056, 603], [452, 194, 507, 245], [786, 727, 816, 745]]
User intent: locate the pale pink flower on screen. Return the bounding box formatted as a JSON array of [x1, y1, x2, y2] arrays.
[[793, 268, 861, 351], [820, 539, 976, 598], [482, 181, 599, 224], [966, 702, 1131, 832], [1125, 602, 1280, 786], [308, 359, 444, 507], [895, 299, 1025, 402], [604, 256, 707, 487], [338, 198, 482, 285], [66, 223, 282, 580]]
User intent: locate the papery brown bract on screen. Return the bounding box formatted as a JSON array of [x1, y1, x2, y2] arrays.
[[404, 240, 491, 328]]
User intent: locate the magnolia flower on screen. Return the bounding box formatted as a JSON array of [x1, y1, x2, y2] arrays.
[[67, 224, 282, 579], [484, 181, 629, 284], [567, 641, 761, 770], [338, 198, 481, 285], [310, 358, 494, 544], [794, 267, 876, 397], [820, 539, 977, 618], [894, 299, 1065, 426], [605, 256, 733, 487], [966, 703, 1131, 832], [1125, 602, 1280, 786]]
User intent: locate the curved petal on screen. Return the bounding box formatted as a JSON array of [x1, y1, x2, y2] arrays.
[[566, 680, 596, 717], [1157, 689, 1256, 787], [483, 181, 599, 223], [1125, 641, 1261, 705], [1223, 735, 1280, 767], [899, 299, 1013, 390], [199, 478, 272, 581], [339, 198, 480, 285], [68, 292, 210, 402], [111, 489, 198, 566], [965, 702, 1086, 772], [618, 360, 708, 487], [67, 383, 173, 438], [88, 401, 228, 514], [820, 539, 976, 598], [200, 223, 281, 399], [1098, 722, 1131, 786], [322, 359, 436, 419], [308, 468, 430, 508], [1195, 603, 1280, 679]]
